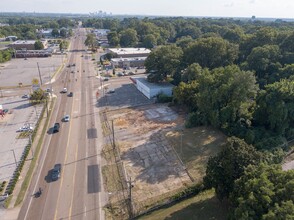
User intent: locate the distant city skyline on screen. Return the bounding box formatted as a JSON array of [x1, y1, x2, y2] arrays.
[[2, 0, 294, 19]]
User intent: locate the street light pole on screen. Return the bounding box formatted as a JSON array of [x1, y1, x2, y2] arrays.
[[29, 133, 34, 159], [11, 149, 17, 167]]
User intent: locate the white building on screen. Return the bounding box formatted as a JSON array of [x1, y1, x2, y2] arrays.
[[134, 77, 174, 99], [111, 57, 146, 68], [107, 48, 151, 58]]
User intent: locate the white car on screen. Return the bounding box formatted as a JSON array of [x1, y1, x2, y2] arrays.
[[62, 88, 67, 93], [63, 115, 70, 122], [17, 126, 34, 132]]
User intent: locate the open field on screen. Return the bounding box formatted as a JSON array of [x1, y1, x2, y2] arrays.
[[139, 189, 228, 220], [102, 103, 227, 217], [165, 127, 226, 182]]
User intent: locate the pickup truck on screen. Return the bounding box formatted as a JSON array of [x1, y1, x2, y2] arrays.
[[53, 123, 60, 133]]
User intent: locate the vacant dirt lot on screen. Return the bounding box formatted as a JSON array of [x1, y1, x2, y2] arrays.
[[103, 103, 226, 217]]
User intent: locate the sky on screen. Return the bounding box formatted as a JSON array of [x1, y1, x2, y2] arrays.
[[2, 0, 294, 18]]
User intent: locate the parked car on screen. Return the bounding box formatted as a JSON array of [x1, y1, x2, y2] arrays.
[[107, 89, 115, 94], [68, 92, 73, 97], [51, 164, 62, 181], [17, 125, 34, 132], [53, 123, 60, 133], [62, 115, 70, 122], [22, 94, 29, 98], [0, 193, 8, 202]]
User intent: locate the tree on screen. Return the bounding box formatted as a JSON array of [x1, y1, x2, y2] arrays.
[[145, 45, 183, 83], [254, 79, 294, 136], [142, 34, 157, 49], [29, 89, 46, 104], [119, 28, 138, 47], [34, 40, 44, 50], [181, 63, 204, 83], [204, 137, 262, 200], [176, 36, 194, 50], [230, 164, 294, 220], [246, 44, 281, 78], [107, 31, 119, 47], [51, 28, 59, 37], [197, 65, 258, 128], [184, 37, 239, 69], [84, 33, 97, 51], [59, 28, 67, 38]]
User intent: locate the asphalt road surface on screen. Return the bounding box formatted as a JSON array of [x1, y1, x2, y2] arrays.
[[17, 28, 106, 220]]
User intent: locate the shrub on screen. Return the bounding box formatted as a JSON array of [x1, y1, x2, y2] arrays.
[[156, 93, 173, 103], [185, 111, 206, 128]]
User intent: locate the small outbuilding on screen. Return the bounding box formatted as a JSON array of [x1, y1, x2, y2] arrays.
[[133, 77, 174, 99]]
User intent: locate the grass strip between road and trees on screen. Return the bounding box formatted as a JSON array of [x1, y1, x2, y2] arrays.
[[138, 189, 228, 220], [14, 98, 55, 207]]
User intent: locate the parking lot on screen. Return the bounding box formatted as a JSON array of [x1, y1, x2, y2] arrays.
[[0, 55, 64, 87], [0, 96, 43, 182], [96, 75, 154, 110]]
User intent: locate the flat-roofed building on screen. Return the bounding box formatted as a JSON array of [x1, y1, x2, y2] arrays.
[[111, 57, 146, 68], [133, 77, 174, 99], [107, 48, 151, 58], [8, 40, 48, 50]]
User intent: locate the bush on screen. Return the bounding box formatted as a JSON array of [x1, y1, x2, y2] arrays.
[[171, 183, 205, 202], [156, 93, 173, 103], [185, 111, 206, 128]]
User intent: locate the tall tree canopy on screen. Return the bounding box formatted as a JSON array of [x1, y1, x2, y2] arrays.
[[84, 33, 97, 51], [145, 45, 183, 82], [230, 164, 294, 220], [204, 137, 262, 200], [119, 28, 138, 47], [184, 37, 239, 69]]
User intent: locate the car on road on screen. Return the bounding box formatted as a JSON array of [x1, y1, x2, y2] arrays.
[[53, 123, 60, 133], [17, 125, 34, 132], [107, 89, 115, 94], [61, 88, 67, 93], [68, 92, 73, 97], [51, 164, 62, 181], [62, 115, 70, 122], [22, 94, 29, 98]]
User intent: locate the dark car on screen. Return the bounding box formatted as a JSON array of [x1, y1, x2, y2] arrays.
[[68, 92, 73, 97], [51, 164, 62, 181], [53, 123, 60, 133]]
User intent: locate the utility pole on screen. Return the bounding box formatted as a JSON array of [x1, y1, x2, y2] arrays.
[[45, 98, 49, 117], [127, 177, 135, 218], [111, 120, 115, 150], [37, 62, 43, 85]]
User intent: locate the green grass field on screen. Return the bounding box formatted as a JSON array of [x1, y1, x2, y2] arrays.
[[165, 126, 227, 182], [139, 189, 228, 220]]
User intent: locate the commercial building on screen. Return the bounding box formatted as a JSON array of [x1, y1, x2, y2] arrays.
[[107, 48, 151, 58], [111, 57, 146, 68], [133, 77, 174, 99], [8, 40, 48, 50]]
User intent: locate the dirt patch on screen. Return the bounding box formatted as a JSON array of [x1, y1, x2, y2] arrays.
[[103, 104, 226, 217], [165, 127, 226, 182]]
